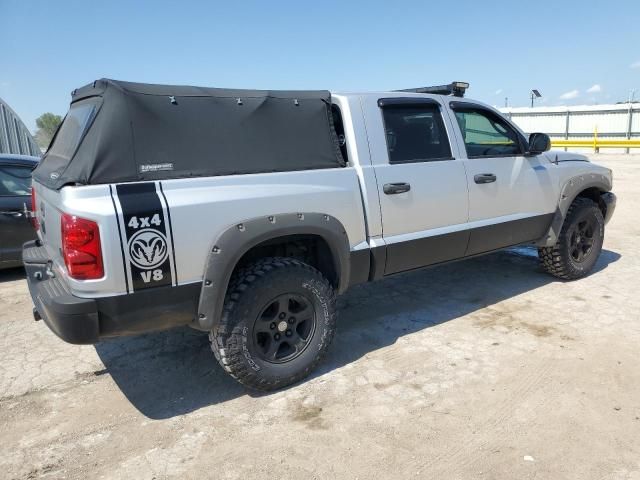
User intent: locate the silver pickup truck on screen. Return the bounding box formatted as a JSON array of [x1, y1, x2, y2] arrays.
[[24, 79, 616, 390]]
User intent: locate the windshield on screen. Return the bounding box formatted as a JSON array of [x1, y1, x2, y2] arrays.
[[47, 101, 97, 160]]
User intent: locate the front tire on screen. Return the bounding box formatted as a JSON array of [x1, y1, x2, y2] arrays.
[[538, 197, 604, 280], [210, 257, 337, 391]]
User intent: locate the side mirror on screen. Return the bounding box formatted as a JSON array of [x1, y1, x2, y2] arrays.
[[527, 132, 551, 155]]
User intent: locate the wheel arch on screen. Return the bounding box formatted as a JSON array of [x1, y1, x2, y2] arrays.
[[195, 213, 351, 331], [537, 173, 612, 247], [574, 186, 609, 218]]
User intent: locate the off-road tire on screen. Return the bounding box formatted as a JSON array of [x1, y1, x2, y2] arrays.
[[538, 197, 604, 280], [210, 257, 337, 391]]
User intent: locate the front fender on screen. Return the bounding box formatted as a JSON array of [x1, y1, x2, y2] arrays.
[[194, 212, 351, 331]]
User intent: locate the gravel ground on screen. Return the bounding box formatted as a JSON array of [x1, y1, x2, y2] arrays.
[[1, 154, 639, 480]]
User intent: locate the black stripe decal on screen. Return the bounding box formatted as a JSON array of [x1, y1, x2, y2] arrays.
[[158, 181, 178, 284], [109, 184, 130, 294], [114, 182, 175, 292]]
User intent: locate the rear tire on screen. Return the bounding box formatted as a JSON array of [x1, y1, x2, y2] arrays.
[[210, 257, 337, 391], [538, 197, 604, 280]]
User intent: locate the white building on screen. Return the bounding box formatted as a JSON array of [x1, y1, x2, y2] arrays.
[[500, 103, 639, 153]]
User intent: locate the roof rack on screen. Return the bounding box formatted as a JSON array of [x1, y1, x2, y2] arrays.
[[395, 81, 469, 97]]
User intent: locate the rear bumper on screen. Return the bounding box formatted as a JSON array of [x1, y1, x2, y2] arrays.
[[24, 248, 100, 344], [23, 241, 200, 345], [602, 192, 616, 225]]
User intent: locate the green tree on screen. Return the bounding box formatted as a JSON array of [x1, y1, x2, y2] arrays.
[[35, 112, 62, 149]]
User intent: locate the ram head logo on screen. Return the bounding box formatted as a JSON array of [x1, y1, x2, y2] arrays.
[[128, 229, 169, 269]]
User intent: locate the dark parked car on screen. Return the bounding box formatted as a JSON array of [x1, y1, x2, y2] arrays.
[[0, 154, 39, 269]]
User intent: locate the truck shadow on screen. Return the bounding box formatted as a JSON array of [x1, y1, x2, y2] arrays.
[[95, 246, 620, 419], [0, 266, 26, 283]]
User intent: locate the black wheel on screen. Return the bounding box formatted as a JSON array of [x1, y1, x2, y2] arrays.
[[538, 197, 604, 280], [210, 257, 337, 391]]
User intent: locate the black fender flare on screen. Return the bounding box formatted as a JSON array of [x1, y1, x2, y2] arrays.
[[195, 212, 351, 331], [536, 172, 612, 247]]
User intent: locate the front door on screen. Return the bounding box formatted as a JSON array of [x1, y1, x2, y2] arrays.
[[363, 96, 470, 275], [448, 103, 556, 256], [0, 164, 36, 266]]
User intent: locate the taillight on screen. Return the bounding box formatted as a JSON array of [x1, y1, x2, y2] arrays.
[[61, 213, 104, 280], [30, 188, 39, 230]]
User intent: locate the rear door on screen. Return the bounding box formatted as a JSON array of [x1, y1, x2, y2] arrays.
[[362, 96, 469, 275], [0, 163, 36, 265], [447, 102, 556, 255]]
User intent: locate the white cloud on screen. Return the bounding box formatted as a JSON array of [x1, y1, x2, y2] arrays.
[[586, 84, 602, 93], [495, 89, 503, 95], [559, 89, 580, 100], [631, 60, 640, 69]]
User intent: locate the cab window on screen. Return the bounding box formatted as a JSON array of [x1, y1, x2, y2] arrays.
[[381, 103, 452, 163], [331, 104, 348, 163], [454, 108, 523, 157]]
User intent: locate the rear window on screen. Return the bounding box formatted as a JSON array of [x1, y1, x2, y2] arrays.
[[47, 101, 97, 160], [381, 104, 452, 163], [0, 165, 32, 196]]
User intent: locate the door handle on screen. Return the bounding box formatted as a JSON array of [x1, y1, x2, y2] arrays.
[[0, 211, 23, 217], [474, 173, 497, 184], [383, 182, 411, 195]]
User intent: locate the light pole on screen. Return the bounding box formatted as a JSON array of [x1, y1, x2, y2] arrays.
[[530, 89, 542, 108], [626, 89, 636, 154]]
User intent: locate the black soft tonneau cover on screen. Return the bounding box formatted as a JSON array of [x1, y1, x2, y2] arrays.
[[34, 79, 344, 189]]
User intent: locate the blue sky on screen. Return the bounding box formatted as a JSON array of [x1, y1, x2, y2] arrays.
[[2, 0, 639, 132]]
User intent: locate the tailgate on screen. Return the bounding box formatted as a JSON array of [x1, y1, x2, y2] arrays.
[[32, 181, 65, 272]]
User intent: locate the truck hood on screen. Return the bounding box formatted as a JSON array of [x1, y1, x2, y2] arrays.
[[544, 150, 590, 163]]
